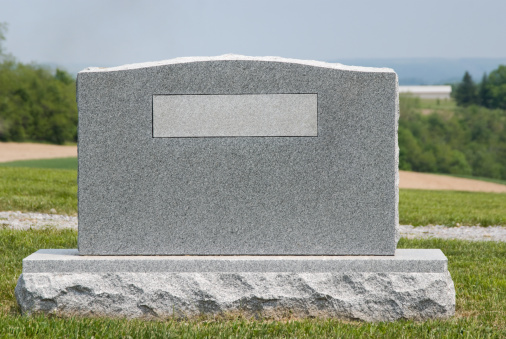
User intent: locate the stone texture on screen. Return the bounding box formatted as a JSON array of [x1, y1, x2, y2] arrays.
[[77, 55, 399, 255], [153, 94, 318, 137], [16, 271, 455, 321], [15, 249, 455, 321], [21, 249, 448, 273]]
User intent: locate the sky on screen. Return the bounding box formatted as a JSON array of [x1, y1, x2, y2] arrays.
[[1, 0, 505, 71]]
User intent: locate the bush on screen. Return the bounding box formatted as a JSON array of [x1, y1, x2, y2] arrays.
[[0, 61, 77, 144]]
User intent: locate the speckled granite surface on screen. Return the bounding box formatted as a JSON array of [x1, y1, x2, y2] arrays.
[[77, 55, 399, 255]]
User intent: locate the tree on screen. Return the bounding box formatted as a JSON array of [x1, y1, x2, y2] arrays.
[[478, 73, 492, 108], [0, 22, 6, 57], [454, 71, 478, 106], [488, 65, 506, 110]]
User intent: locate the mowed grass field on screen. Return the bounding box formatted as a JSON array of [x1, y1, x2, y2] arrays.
[[0, 157, 78, 170], [1, 160, 505, 226], [0, 231, 504, 337], [0, 159, 505, 337]]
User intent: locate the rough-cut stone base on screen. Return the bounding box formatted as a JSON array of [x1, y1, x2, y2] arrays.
[[15, 249, 455, 321], [16, 271, 454, 322]]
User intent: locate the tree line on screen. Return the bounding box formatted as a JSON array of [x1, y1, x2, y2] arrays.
[[454, 65, 506, 109], [1, 22, 505, 180], [0, 23, 77, 144], [399, 95, 506, 180]]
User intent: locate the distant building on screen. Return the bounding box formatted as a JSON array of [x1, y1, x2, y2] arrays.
[[398, 86, 452, 99]]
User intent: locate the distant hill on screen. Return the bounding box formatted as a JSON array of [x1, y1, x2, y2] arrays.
[[43, 58, 506, 86], [330, 58, 506, 85]]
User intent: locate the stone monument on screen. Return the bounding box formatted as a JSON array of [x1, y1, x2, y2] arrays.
[[15, 55, 455, 321]]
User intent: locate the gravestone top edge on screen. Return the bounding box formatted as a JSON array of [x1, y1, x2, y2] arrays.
[[78, 54, 396, 74]]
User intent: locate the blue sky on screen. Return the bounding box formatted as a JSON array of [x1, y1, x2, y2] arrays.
[[1, 0, 505, 69]]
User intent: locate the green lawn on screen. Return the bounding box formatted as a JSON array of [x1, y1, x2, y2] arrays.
[[0, 167, 77, 215], [1, 166, 505, 226], [418, 97, 457, 111], [4, 156, 506, 187], [400, 95, 458, 118], [0, 162, 505, 336], [0, 230, 504, 337], [400, 189, 506, 226], [0, 157, 78, 170]]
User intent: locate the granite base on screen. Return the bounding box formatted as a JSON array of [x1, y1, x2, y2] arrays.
[[15, 249, 455, 322]]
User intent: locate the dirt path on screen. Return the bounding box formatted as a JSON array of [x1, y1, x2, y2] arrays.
[[1, 142, 505, 193], [399, 170, 506, 193], [0, 142, 76, 162]]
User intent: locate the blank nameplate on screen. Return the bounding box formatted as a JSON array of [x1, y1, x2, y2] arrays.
[[152, 94, 317, 137]]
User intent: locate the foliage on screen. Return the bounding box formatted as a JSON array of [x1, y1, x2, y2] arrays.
[[488, 65, 506, 109], [0, 22, 6, 57], [454, 65, 506, 110], [0, 233, 504, 337], [454, 71, 478, 106], [399, 95, 506, 180], [0, 61, 77, 144], [0, 23, 77, 145], [479, 72, 492, 107]]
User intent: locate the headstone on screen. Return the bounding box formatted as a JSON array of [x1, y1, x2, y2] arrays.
[[77, 55, 399, 255], [15, 55, 455, 321]]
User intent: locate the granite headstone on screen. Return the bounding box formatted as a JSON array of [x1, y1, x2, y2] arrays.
[[77, 55, 399, 255], [15, 56, 455, 321]]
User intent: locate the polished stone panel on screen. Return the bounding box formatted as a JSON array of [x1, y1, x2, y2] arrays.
[[152, 94, 317, 137]]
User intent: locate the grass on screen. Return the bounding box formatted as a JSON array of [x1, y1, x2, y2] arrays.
[[0, 167, 77, 215], [0, 159, 504, 336], [1, 166, 505, 226], [400, 189, 506, 226], [0, 157, 77, 170], [4, 156, 505, 188], [0, 230, 504, 337], [400, 95, 458, 118], [418, 98, 457, 111]]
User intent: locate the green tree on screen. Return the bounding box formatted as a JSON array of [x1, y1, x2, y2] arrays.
[[55, 68, 73, 85], [478, 73, 492, 108], [488, 65, 506, 110], [398, 96, 506, 180], [0, 23, 78, 145], [0, 59, 77, 144], [0, 22, 7, 58], [454, 71, 478, 106]]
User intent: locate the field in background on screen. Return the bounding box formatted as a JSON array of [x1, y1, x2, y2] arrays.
[[418, 98, 457, 110], [0, 142, 76, 163], [399, 170, 506, 193], [0, 157, 77, 170], [440, 173, 506, 186], [400, 189, 505, 226], [0, 167, 76, 215], [3, 155, 506, 192], [1, 166, 505, 226], [1, 231, 504, 336], [0, 144, 504, 336], [416, 97, 457, 116]]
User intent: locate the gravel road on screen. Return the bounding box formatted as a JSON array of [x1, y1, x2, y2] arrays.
[[1, 211, 505, 242]]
